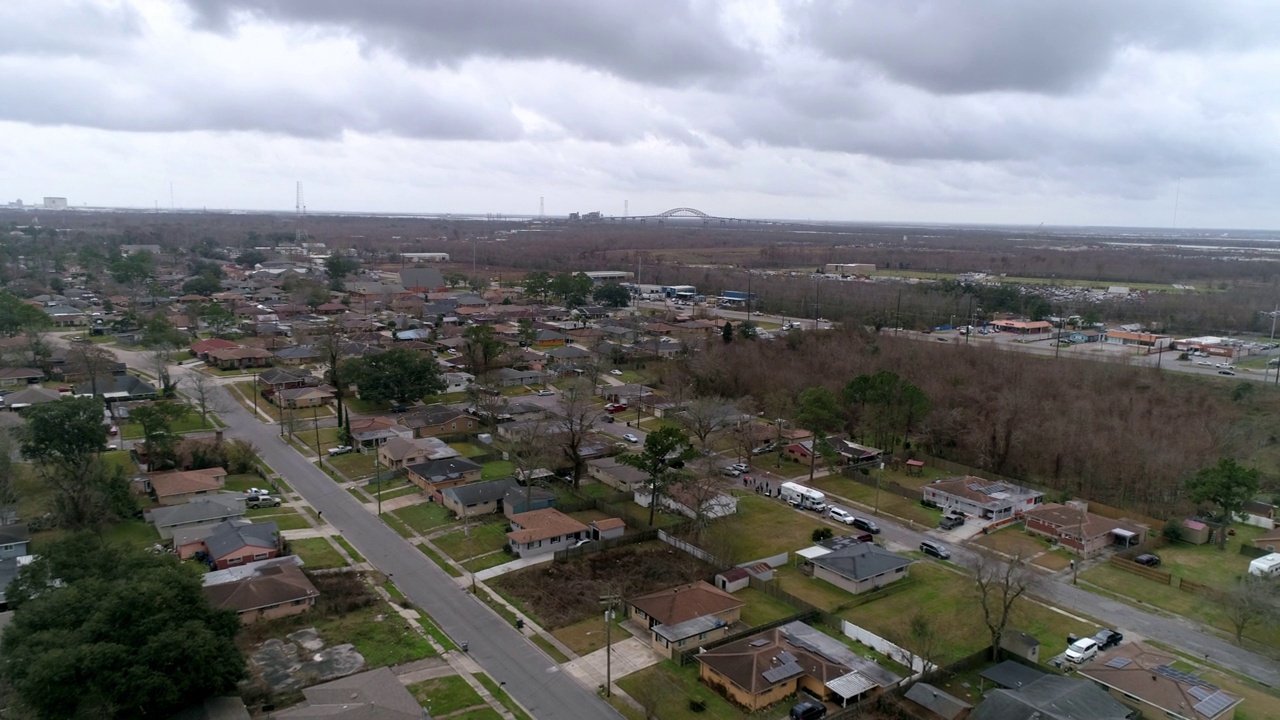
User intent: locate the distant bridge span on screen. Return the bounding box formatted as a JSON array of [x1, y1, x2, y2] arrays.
[[608, 207, 777, 226], [656, 207, 710, 218]]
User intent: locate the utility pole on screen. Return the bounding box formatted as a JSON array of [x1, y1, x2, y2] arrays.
[[599, 594, 621, 697]]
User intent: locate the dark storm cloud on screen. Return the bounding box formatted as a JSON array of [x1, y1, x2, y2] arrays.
[[183, 0, 757, 87], [800, 1, 1278, 95]]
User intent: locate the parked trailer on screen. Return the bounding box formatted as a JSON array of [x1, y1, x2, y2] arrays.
[[1248, 552, 1280, 578], [779, 481, 827, 511]]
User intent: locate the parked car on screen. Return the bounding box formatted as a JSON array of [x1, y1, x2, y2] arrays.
[[622, 433, 639, 443], [244, 487, 270, 496], [939, 514, 965, 530], [1093, 629, 1124, 650], [328, 445, 354, 456], [609, 369, 623, 376], [246, 494, 281, 509], [1134, 553, 1161, 567], [391, 404, 409, 413], [829, 508, 855, 525], [607, 405, 628, 414], [790, 699, 826, 720], [602, 415, 616, 423], [751, 443, 777, 455], [729, 463, 749, 473], [852, 517, 880, 534], [536, 389, 555, 396], [719, 467, 741, 478], [920, 540, 951, 559], [570, 538, 591, 548], [1064, 637, 1100, 664]]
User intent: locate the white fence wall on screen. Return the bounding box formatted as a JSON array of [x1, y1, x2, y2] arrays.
[[841, 620, 937, 678], [658, 530, 730, 569]]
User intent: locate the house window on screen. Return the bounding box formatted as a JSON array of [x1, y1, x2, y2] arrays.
[[895, 567, 905, 573], [550, 536, 561, 543], [0, 544, 13, 552], [254, 553, 269, 560], [698, 632, 707, 640], [227, 557, 244, 565]]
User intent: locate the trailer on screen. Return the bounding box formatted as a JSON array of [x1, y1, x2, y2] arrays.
[[1248, 552, 1280, 578], [779, 481, 827, 512]]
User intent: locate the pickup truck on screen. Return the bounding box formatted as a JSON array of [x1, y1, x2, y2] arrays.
[[939, 514, 965, 530]]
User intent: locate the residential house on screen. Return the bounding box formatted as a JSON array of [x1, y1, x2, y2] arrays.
[[273, 386, 334, 409], [273, 345, 322, 365], [202, 558, 319, 624], [348, 415, 406, 452], [628, 580, 744, 658], [588, 457, 650, 491], [404, 457, 483, 495], [273, 666, 427, 719], [502, 485, 557, 517], [442, 371, 475, 394], [1079, 643, 1241, 720], [42, 304, 86, 327], [441, 477, 520, 518], [1024, 503, 1148, 557], [634, 482, 738, 521], [921, 476, 1044, 522], [826, 437, 884, 466], [697, 620, 901, 712], [602, 383, 653, 405], [493, 368, 546, 387], [203, 520, 281, 570], [0, 524, 31, 604], [205, 346, 274, 370], [346, 281, 409, 312], [1252, 527, 1280, 553], [399, 267, 448, 293], [378, 436, 459, 472], [313, 302, 346, 315], [257, 367, 311, 393], [806, 539, 912, 595], [149, 467, 228, 506], [1, 386, 61, 409], [398, 405, 478, 439], [533, 329, 568, 348], [970, 675, 1134, 720], [147, 496, 247, 540], [635, 337, 682, 358], [189, 338, 241, 360], [543, 345, 591, 363], [74, 374, 158, 402], [1238, 500, 1276, 529], [0, 368, 43, 387], [903, 683, 973, 720], [506, 508, 590, 557]]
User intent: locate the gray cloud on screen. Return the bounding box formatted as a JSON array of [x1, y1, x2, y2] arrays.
[[183, 0, 758, 87]]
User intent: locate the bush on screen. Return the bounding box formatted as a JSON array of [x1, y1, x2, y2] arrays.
[[1162, 519, 1183, 542], [812, 528, 834, 543]]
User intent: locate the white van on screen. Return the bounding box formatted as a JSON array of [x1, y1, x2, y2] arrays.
[[1064, 637, 1099, 664], [1248, 552, 1280, 578]]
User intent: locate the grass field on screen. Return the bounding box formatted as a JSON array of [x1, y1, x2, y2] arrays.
[[102, 449, 137, 476], [393, 502, 457, 535], [481, 460, 516, 480], [972, 526, 1053, 558], [549, 613, 626, 656], [104, 518, 159, 549], [229, 381, 283, 421], [774, 565, 856, 611], [406, 676, 485, 716], [419, 543, 463, 577], [449, 442, 487, 458], [474, 674, 534, 720], [699, 493, 829, 561], [810, 474, 942, 527], [327, 451, 376, 479], [462, 551, 514, 574], [1149, 524, 1265, 588], [735, 587, 801, 627], [433, 520, 511, 562], [120, 411, 219, 440], [290, 537, 347, 569], [614, 661, 753, 720]]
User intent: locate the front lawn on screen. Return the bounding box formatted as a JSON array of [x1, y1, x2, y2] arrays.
[[448, 443, 487, 458], [102, 449, 137, 476], [549, 613, 627, 656], [229, 381, 284, 421], [120, 411, 219, 440], [406, 676, 486, 717], [393, 502, 456, 535], [615, 662, 751, 720], [972, 525, 1053, 558], [810, 474, 942, 527], [1151, 524, 1265, 588], [698, 493, 829, 562], [104, 519, 160, 549], [327, 452, 376, 479], [432, 520, 511, 562], [223, 473, 266, 492], [773, 565, 856, 612], [290, 537, 347, 569]]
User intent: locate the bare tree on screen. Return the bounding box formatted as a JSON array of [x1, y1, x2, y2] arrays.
[[555, 378, 600, 488], [497, 418, 554, 508], [185, 371, 229, 425], [887, 611, 948, 683], [64, 342, 118, 397], [0, 432, 18, 512], [150, 346, 177, 396], [1219, 576, 1279, 645], [465, 384, 511, 432], [677, 396, 738, 451], [678, 459, 732, 535], [972, 549, 1039, 660]]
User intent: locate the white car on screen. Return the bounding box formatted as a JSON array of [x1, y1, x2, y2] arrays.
[[244, 487, 270, 496], [829, 508, 855, 525], [729, 463, 749, 473], [622, 433, 639, 443], [609, 369, 623, 376], [536, 390, 555, 396], [328, 445, 354, 456], [1064, 637, 1099, 664]]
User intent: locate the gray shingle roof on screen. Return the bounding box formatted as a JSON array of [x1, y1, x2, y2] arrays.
[[810, 542, 911, 581], [204, 520, 278, 560], [149, 496, 245, 528], [405, 457, 483, 483], [971, 675, 1132, 720], [444, 477, 519, 506]]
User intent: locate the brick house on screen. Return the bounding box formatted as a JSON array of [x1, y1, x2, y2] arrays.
[[202, 558, 319, 624], [398, 405, 478, 439], [148, 467, 228, 506], [1023, 503, 1147, 557]]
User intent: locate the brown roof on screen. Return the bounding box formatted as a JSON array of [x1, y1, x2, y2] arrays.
[[1252, 526, 1280, 546], [1025, 503, 1146, 539], [591, 517, 626, 531], [506, 508, 589, 544], [349, 415, 398, 433], [190, 338, 241, 355], [150, 467, 227, 499], [206, 346, 274, 361], [1078, 642, 1241, 719], [627, 580, 744, 627], [202, 562, 318, 614]]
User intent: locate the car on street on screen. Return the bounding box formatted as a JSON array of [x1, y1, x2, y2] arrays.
[[852, 517, 880, 534], [829, 508, 855, 525], [751, 443, 777, 455], [536, 389, 555, 396], [719, 466, 741, 477], [1134, 553, 1162, 567], [1064, 637, 1100, 664], [602, 415, 616, 423], [919, 540, 951, 559], [1218, 369, 1236, 375], [1093, 629, 1124, 650], [607, 404, 628, 413], [328, 445, 354, 456], [622, 433, 639, 443], [729, 463, 749, 473], [609, 369, 623, 376]]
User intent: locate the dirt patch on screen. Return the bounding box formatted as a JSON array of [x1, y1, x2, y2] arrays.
[[248, 631, 366, 694], [490, 542, 719, 629]]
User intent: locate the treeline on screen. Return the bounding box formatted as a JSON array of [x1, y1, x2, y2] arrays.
[[672, 328, 1279, 517]]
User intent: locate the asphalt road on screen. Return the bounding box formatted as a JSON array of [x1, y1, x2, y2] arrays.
[[168, 364, 623, 720]]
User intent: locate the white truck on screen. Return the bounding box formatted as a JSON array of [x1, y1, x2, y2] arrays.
[[779, 481, 827, 512]]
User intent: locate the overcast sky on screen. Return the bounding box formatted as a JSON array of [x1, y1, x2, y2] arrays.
[[3, 1, 1279, 229]]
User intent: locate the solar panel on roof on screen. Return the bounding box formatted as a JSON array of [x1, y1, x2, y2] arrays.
[[1188, 686, 1213, 701], [762, 660, 803, 684], [1104, 657, 1132, 669], [777, 651, 796, 664], [749, 639, 768, 647], [1193, 691, 1235, 718], [1154, 665, 1215, 690]]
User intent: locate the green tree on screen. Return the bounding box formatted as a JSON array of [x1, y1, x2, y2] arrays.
[[795, 386, 843, 482], [109, 251, 154, 304], [235, 248, 267, 267], [198, 302, 237, 338], [619, 426, 698, 527], [550, 272, 592, 308], [324, 254, 360, 290], [0, 291, 51, 336], [181, 275, 222, 296], [592, 282, 630, 308], [722, 322, 734, 344], [18, 397, 130, 529], [143, 313, 188, 348], [341, 348, 445, 405], [1, 534, 245, 719], [130, 401, 190, 471], [1188, 458, 1260, 550], [522, 270, 552, 302], [517, 317, 538, 346], [462, 324, 507, 377]]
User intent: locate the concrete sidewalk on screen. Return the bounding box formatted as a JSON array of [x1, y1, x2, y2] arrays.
[[474, 553, 555, 582]]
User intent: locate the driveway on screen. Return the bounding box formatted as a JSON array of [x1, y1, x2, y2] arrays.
[[562, 637, 661, 692]]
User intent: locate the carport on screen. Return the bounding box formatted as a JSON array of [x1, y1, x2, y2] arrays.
[[1111, 527, 1141, 548]]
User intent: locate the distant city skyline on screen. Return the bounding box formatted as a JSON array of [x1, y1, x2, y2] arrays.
[[3, 1, 1280, 229]]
